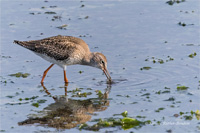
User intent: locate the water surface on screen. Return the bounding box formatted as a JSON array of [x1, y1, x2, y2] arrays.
[[1, 0, 199, 132]]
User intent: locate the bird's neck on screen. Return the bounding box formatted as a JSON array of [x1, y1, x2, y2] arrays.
[[82, 52, 95, 66]]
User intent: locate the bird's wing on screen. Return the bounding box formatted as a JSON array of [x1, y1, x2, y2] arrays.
[[14, 35, 86, 60]]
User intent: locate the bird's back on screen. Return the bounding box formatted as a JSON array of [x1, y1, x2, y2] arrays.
[[14, 35, 90, 61]]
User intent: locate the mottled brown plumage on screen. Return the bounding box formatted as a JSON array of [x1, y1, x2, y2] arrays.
[[14, 35, 111, 83], [14, 35, 89, 61]]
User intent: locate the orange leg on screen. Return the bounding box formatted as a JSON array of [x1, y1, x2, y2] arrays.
[[64, 82, 68, 96], [63, 69, 68, 83], [41, 64, 54, 83]]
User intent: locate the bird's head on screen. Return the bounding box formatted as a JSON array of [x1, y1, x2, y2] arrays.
[[91, 52, 112, 81]]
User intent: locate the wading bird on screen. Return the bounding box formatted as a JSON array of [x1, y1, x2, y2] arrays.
[[14, 35, 111, 83]]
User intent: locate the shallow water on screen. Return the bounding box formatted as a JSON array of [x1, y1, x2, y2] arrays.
[[1, 0, 200, 132]]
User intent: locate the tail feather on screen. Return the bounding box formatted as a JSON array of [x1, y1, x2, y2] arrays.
[[14, 40, 20, 44], [13, 40, 36, 51], [14, 40, 25, 46]]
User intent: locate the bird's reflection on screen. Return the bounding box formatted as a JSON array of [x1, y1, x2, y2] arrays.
[[18, 83, 111, 129]]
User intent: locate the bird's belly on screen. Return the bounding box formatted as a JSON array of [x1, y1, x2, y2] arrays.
[[34, 52, 82, 68], [34, 52, 66, 68]]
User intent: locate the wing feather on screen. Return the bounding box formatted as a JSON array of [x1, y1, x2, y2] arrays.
[[14, 35, 89, 60]]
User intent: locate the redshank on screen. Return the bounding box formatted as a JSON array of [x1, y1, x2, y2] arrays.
[[14, 35, 111, 83]]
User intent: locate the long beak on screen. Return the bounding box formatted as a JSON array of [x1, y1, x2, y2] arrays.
[[103, 68, 112, 81]]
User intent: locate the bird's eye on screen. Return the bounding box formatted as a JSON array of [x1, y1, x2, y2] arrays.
[[101, 60, 104, 64]]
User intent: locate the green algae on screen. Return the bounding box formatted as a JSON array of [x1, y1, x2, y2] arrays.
[[96, 90, 103, 98], [164, 97, 175, 101], [155, 107, 165, 112], [32, 103, 39, 107], [37, 99, 47, 103], [6, 102, 29, 105], [19, 96, 38, 101], [178, 22, 186, 26], [79, 111, 151, 131], [72, 92, 92, 97], [79, 117, 145, 131], [56, 24, 67, 30], [140, 67, 151, 70], [121, 117, 141, 130], [45, 11, 56, 14], [67, 88, 82, 93], [188, 52, 197, 58], [9, 72, 30, 78], [84, 16, 89, 19], [121, 111, 128, 117], [155, 90, 170, 94], [177, 86, 189, 90], [166, 0, 186, 5], [6, 95, 15, 98], [145, 56, 174, 64], [141, 93, 150, 96], [178, 110, 200, 120], [79, 71, 84, 74]]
